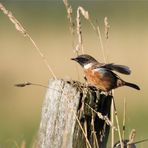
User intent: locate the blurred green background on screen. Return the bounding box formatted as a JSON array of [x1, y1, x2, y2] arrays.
[[0, 0, 148, 147]]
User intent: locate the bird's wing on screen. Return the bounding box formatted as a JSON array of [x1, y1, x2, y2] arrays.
[[93, 63, 131, 75]]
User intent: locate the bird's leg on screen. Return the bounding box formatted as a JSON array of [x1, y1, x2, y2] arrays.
[[84, 75, 87, 81], [84, 75, 89, 87]]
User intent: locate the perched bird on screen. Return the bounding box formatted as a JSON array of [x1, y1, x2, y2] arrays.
[[71, 54, 140, 92]]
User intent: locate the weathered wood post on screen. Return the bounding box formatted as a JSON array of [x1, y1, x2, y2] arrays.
[[37, 79, 112, 148]]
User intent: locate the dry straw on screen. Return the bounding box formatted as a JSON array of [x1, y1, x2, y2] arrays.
[[0, 3, 56, 79], [85, 103, 117, 131], [72, 110, 92, 148], [76, 6, 89, 53], [104, 16, 110, 39], [63, 0, 74, 35], [63, 0, 76, 50], [112, 96, 124, 148], [122, 98, 126, 140], [91, 111, 99, 148], [84, 14, 107, 63], [127, 129, 136, 148]]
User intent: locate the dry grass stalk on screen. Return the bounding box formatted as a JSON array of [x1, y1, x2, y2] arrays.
[[26, 35, 57, 79], [84, 16, 107, 63], [72, 110, 92, 148], [87, 16, 110, 63], [76, 6, 89, 53], [128, 129, 136, 143], [0, 3, 27, 36], [127, 129, 136, 148], [91, 111, 99, 148], [63, 0, 74, 34], [0, 3, 57, 79], [63, 0, 76, 48], [76, 6, 108, 61], [85, 103, 117, 130], [87, 17, 107, 63], [104, 17, 110, 39], [131, 138, 148, 145], [102, 17, 114, 148], [122, 98, 126, 140], [14, 82, 49, 88], [112, 96, 124, 148], [111, 98, 115, 148], [97, 25, 107, 63], [84, 121, 89, 148]]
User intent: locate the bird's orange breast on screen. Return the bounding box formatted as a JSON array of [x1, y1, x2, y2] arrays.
[[84, 68, 113, 91]]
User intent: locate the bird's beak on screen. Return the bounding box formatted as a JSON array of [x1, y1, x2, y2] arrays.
[[71, 58, 76, 61]]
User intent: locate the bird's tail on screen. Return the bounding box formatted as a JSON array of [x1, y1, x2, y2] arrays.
[[124, 82, 140, 90]]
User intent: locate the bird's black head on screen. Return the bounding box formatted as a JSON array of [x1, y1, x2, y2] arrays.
[[71, 54, 98, 67]]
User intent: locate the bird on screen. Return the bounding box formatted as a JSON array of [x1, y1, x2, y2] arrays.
[[71, 54, 140, 92]]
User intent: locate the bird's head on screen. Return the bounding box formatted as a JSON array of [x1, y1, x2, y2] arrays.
[[71, 54, 98, 69]]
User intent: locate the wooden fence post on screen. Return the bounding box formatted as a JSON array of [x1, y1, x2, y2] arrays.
[[37, 79, 112, 148]]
